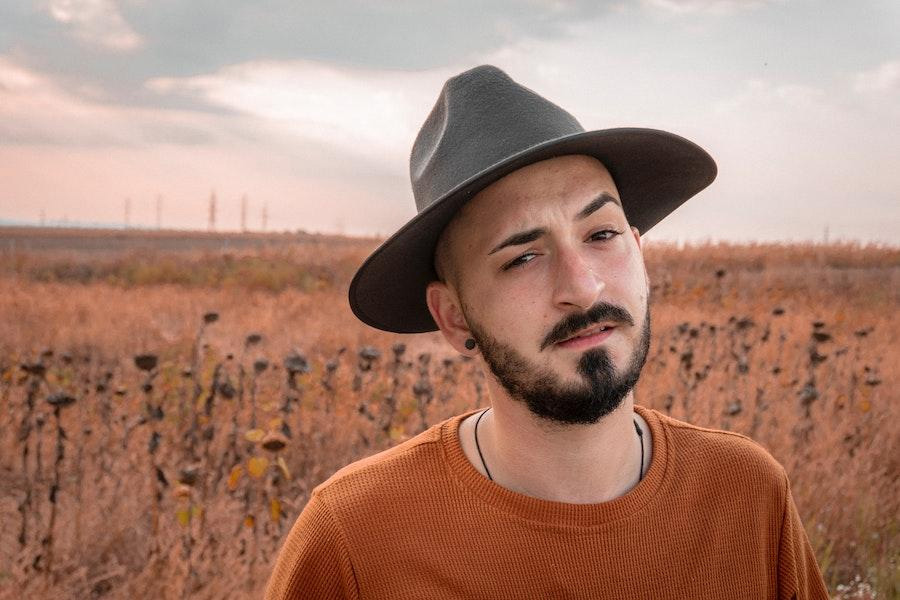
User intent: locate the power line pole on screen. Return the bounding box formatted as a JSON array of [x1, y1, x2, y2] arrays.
[[208, 190, 217, 232], [261, 202, 268, 232], [124, 197, 131, 229], [240, 194, 247, 233], [156, 194, 163, 230]]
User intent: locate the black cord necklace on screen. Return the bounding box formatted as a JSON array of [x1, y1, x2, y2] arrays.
[[473, 408, 646, 484]]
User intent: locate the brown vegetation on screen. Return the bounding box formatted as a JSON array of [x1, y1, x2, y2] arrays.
[[0, 228, 897, 599]]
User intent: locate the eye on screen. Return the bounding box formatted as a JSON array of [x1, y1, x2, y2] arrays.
[[588, 229, 623, 242], [502, 252, 538, 271]]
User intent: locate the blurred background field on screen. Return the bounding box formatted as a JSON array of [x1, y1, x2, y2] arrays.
[[0, 227, 897, 599]]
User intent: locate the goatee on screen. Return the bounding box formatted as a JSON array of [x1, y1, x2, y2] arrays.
[[466, 302, 651, 426]]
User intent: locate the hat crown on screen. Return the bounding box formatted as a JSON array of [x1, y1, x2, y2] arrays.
[[410, 65, 584, 211]]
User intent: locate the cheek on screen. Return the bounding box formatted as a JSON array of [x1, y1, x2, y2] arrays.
[[473, 278, 547, 338]]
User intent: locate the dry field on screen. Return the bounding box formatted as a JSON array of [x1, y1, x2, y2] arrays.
[[0, 227, 897, 599]]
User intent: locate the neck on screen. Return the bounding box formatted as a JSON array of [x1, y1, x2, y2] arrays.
[[476, 382, 643, 504]]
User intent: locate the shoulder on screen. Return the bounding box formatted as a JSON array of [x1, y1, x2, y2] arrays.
[[649, 409, 789, 499], [311, 414, 456, 511]]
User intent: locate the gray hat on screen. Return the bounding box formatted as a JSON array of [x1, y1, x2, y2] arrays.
[[349, 65, 716, 333]]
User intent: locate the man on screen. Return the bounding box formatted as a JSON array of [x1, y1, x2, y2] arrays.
[[266, 65, 829, 599]]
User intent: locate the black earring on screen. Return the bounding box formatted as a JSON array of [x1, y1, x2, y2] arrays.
[[464, 338, 476, 350]]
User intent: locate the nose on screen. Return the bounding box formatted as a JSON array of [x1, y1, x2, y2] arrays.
[[551, 245, 604, 310]]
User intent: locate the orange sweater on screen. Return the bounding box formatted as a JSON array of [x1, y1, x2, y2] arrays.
[[265, 405, 829, 599]]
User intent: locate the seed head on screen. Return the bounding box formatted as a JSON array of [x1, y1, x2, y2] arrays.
[[284, 352, 310, 375], [262, 432, 288, 452], [218, 379, 236, 399], [21, 363, 46, 377], [178, 466, 200, 486], [358, 346, 381, 362], [134, 354, 158, 372], [47, 392, 76, 408], [173, 484, 192, 501], [735, 317, 754, 330]]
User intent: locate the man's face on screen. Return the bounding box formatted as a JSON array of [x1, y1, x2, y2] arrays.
[[432, 154, 652, 426]]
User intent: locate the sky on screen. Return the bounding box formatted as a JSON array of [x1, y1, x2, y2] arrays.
[[0, 0, 898, 245]]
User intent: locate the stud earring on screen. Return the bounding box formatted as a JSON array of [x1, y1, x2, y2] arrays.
[[464, 338, 476, 350]]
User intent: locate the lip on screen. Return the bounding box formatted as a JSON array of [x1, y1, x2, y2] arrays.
[[555, 325, 617, 350]]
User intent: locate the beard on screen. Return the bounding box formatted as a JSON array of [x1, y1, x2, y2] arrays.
[[465, 301, 651, 426]]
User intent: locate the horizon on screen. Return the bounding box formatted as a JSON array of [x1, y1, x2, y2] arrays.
[[2, 221, 895, 251]]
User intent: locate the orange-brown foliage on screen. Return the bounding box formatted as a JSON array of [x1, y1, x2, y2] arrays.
[[0, 228, 897, 599]]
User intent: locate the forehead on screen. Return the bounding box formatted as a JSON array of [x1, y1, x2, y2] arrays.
[[448, 154, 622, 246]]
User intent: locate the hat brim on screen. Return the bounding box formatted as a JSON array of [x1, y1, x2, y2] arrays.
[[349, 127, 717, 333]]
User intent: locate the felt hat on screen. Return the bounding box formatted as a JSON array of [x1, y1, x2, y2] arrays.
[[349, 65, 716, 333]]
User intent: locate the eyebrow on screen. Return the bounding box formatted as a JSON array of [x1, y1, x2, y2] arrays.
[[575, 192, 621, 220], [487, 192, 622, 256]]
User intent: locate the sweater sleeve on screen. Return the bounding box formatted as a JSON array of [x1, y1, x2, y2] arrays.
[[265, 491, 359, 600], [776, 472, 830, 600]]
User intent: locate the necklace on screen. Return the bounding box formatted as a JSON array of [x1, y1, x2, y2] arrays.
[[473, 408, 646, 484]]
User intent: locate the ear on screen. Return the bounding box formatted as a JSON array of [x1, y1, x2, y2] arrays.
[[426, 281, 478, 356]]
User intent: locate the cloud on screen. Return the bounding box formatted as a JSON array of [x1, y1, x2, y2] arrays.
[[46, 0, 142, 50], [0, 55, 418, 234], [853, 59, 900, 94], [713, 78, 831, 117], [641, 0, 776, 15], [147, 61, 457, 167], [0, 55, 215, 146]]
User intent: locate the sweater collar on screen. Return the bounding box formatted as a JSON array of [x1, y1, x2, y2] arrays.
[[440, 404, 669, 528]]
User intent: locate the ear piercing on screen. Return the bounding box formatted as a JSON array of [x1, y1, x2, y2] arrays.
[[464, 338, 477, 350]]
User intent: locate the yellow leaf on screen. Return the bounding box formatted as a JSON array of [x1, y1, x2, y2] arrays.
[[176, 508, 190, 527], [244, 515, 255, 528], [389, 426, 406, 442], [248, 456, 269, 478], [277, 456, 291, 481], [269, 498, 281, 522], [860, 400, 871, 413], [191, 505, 203, 519], [244, 429, 265, 443], [227, 465, 243, 490], [268, 417, 283, 430]]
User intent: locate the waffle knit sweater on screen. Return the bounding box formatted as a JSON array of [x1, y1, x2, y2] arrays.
[[265, 405, 829, 599]]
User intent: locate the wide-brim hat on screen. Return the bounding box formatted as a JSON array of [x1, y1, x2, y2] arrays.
[[349, 65, 717, 333]]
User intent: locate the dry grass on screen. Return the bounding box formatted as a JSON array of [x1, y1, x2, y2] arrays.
[[0, 229, 897, 599]]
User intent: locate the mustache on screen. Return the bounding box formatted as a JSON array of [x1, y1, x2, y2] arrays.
[[540, 302, 634, 351]]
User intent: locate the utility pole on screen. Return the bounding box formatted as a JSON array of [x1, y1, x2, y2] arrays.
[[261, 202, 268, 232], [124, 197, 131, 229], [240, 194, 247, 233], [156, 194, 163, 230], [208, 190, 217, 232]]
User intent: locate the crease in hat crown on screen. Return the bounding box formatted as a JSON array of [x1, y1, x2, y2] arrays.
[[410, 65, 584, 212], [349, 63, 717, 334]]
